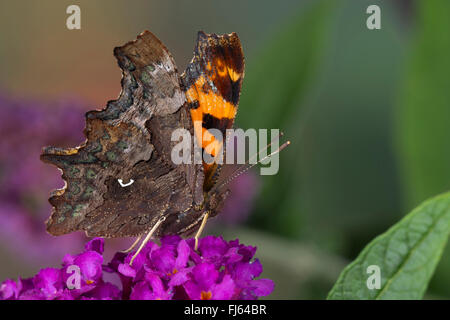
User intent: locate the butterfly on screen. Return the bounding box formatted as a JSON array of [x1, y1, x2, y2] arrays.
[[41, 30, 247, 263]]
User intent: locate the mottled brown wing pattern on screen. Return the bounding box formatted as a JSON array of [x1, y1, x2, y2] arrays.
[[41, 31, 202, 237]]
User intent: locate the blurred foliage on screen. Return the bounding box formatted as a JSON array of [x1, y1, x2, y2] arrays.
[[239, 0, 339, 240], [395, 0, 450, 298], [242, 0, 405, 253], [293, 0, 404, 255], [237, 0, 450, 299], [396, 0, 450, 209]]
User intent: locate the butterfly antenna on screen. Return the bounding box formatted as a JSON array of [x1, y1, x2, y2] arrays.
[[214, 136, 290, 191], [247, 131, 284, 169], [233, 140, 290, 180], [212, 132, 283, 190], [233, 131, 284, 176]]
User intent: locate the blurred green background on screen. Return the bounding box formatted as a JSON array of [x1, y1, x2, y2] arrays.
[[1, 0, 449, 299]]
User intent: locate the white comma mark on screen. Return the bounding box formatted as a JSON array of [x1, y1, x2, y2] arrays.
[[118, 179, 135, 187]]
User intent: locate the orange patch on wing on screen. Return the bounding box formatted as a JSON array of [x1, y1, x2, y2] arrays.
[[49, 147, 79, 156], [227, 66, 241, 82], [211, 57, 242, 82], [187, 75, 235, 158], [185, 56, 242, 184], [202, 127, 223, 158], [186, 75, 237, 120], [191, 116, 223, 158], [215, 58, 228, 78]]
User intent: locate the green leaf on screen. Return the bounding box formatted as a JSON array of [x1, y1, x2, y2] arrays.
[[327, 191, 450, 299]]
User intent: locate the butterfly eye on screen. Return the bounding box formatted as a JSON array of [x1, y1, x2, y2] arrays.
[[117, 179, 135, 187]]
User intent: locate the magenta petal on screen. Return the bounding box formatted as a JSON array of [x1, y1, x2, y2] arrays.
[[223, 247, 243, 264], [145, 273, 171, 300], [107, 252, 127, 272], [188, 243, 203, 264], [62, 254, 75, 266], [74, 251, 103, 281], [237, 244, 257, 262], [211, 274, 235, 300], [175, 240, 190, 269], [33, 268, 63, 296], [18, 289, 45, 300], [192, 263, 219, 288], [0, 279, 19, 300], [183, 280, 201, 300], [130, 281, 154, 300], [130, 275, 171, 300], [250, 279, 274, 296], [232, 259, 263, 282], [123, 241, 158, 270], [55, 289, 75, 300], [168, 268, 191, 287], [18, 277, 33, 293], [89, 282, 121, 300], [198, 236, 228, 259], [151, 246, 176, 273], [118, 263, 136, 278], [85, 238, 104, 254]]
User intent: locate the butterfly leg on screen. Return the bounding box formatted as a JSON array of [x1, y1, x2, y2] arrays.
[[194, 211, 210, 251], [130, 216, 166, 266], [120, 236, 142, 253]]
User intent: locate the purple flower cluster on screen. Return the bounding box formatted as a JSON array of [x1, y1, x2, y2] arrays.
[[0, 238, 120, 300], [0, 236, 273, 300]]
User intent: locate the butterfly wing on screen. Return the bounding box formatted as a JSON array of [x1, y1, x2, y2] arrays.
[[181, 31, 245, 190], [41, 31, 203, 238]]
